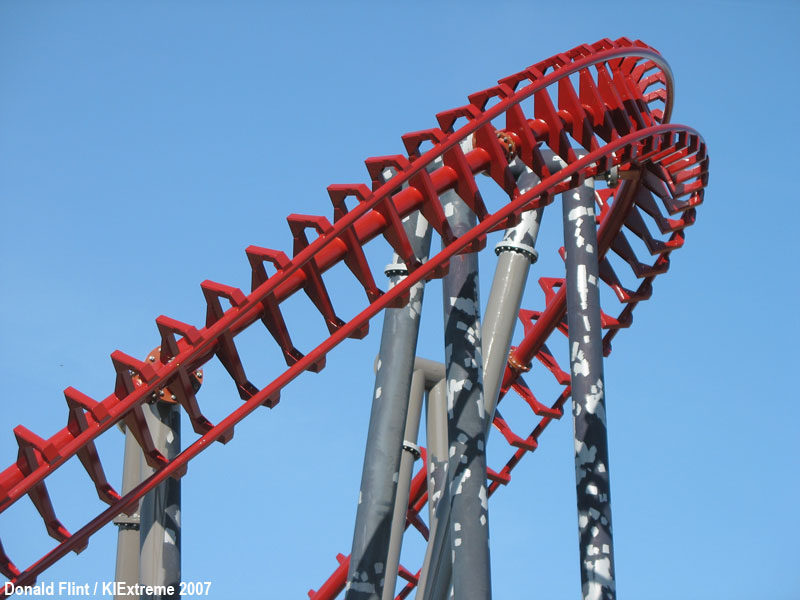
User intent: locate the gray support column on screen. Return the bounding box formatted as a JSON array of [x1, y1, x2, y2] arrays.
[[139, 402, 181, 600], [420, 160, 546, 599], [562, 178, 616, 600], [481, 210, 540, 419], [345, 211, 433, 600], [416, 378, 450, 600], [481, 158, 544, 421], [425, 379, 448, 524], [440, 190, 491, 599], [481, 161, 543, 421], [114, 426, 142, 599], [381, 367, 425, 600]]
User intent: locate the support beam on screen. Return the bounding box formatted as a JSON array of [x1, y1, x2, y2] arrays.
[[345, 210, 433, 600], [113, 426, 142, 600], [562, 177, 616, 600], [381, 368, 424, 600], [420, 158, 550, 598], [424, 378, 448, 527], [139, 402, 181, 600], [481, 158, 544, 420], [440, 189, 491, 600], [416, 377, 450, 600]]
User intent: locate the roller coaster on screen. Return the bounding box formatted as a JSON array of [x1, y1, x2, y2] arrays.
[[0, 38, 708, 600]]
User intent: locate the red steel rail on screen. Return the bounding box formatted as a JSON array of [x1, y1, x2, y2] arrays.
[[0, 37, 707, 595]]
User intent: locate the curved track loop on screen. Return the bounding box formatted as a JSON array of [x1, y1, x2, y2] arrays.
[[0, 37, 707, 594]]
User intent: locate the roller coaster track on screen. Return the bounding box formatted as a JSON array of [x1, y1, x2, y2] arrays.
[[0, 37, 708, 597]]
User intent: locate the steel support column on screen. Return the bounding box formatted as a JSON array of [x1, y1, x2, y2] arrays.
[[481, 159, 544, 420], [382, 358, 443, 600], [562, 178, 616, 600], [440, 189, 491, 599], [424, 378, 448, 528], [345, 211, 433, 600], [420, 160, 547, 599], [416, 377, 450, 600], [113, 426, 142, 600], [138, 402, 181, 600]]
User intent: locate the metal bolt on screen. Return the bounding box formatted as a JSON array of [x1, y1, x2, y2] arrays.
[[148, 356, 155, 362]]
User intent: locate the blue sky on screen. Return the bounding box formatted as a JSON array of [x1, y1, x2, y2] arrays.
[[1, 2, 798, 599]]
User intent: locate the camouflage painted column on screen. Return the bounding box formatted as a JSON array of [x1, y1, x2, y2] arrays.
[[345, 210, 432, 600], [113, 425, 142, 600], [420, 157, 544, 598], [139, 401, 181, 600], [562, 178, 616, 600], [441, 189, 491, 599]]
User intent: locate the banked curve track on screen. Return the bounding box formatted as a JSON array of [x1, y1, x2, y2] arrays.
[[0, 37, 708, 598]]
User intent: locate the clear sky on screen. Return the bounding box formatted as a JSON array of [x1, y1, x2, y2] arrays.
[[1, 2, 798, 599]]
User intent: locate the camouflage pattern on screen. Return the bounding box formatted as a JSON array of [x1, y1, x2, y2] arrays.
[[493, 157, 544, 263], [562, 179, 616, 600], [440, 188, 492, 600], [345, 204, 433, 600], [139, 402, 181, 600]]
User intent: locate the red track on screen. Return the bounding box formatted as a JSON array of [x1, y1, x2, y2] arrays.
[[0, 38, 707, 597]]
